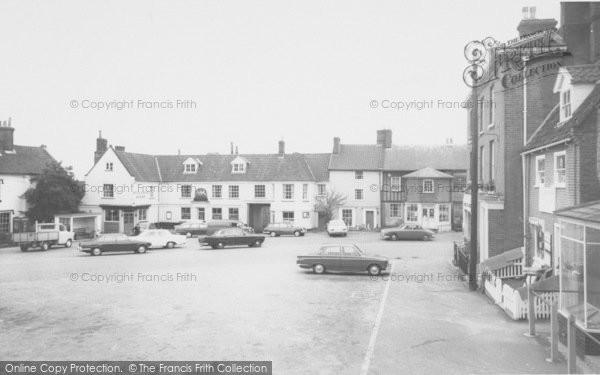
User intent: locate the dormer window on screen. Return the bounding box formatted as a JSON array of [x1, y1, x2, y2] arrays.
[[182, 157, 201, 174], [230, 156, 249, 174], [561, 90, 572, 120]]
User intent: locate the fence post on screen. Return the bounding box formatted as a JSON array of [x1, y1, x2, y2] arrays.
[[546, 303, 559, 363], [525, 282, 536, 337], [568, 314, 577, 374]]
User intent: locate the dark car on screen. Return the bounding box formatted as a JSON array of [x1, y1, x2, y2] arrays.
[[296, 244, 390, 275], [201, 227, 265, 249], [174, 220, 208, 237], [380, 224, 435, 241], [263, 222, 306, 237], [78, 234, 152, 256]]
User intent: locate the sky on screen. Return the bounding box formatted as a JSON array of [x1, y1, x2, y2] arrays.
[[0, 0, 561, 178]]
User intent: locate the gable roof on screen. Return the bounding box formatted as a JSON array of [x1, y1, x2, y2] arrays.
[[106, 150, 331, 183], [402, 167, 453, 179], [114, 150, 162, 182], [565, 64, 600, 84], [0, 145, 57, 175], [524, 84, 600, 152], [329, 144, 384, 170], [383, 145, 468, 171]]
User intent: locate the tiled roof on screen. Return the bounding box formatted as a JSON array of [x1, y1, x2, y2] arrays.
[[383, 145, 468, 171], [114, 151, 161, 182], [555, 200, 600, 224], [303, 153, 331, 181], [402, 167, 453, 179], [329, 144, 384, 170], [0, 145, 57, 175], [112, 150, 331, 182], [524, 84, 600, 152], [566, 64, 600, 84]]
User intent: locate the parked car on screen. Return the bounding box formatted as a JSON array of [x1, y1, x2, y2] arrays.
[[380, 224, 435, 241], [296, 244, 390, 275], [326, 219, 348, 237], [174, 220, 208, 237], [263, 222, 306, 237], [78, 234, 152, 256], [134, 229, 187, 248], [206, 220, 252, 235], [201, 227, 265, 249], [14, 223, 75, 251]]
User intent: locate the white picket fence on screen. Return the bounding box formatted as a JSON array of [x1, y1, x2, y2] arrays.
[[483, 274, 558, 320]]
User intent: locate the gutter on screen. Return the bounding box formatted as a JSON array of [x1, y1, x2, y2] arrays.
[[520, 138, 572, 155]]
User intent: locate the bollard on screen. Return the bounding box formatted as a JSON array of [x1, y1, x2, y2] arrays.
[[525, 282, 536, 337], [568, 314, 577, 374], [546, 303, 559, 363]]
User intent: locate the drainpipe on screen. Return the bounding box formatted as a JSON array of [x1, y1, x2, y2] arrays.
[[522, 57, 529, 262]]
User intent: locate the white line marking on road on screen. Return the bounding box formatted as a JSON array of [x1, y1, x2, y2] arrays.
[[360, 261, 395, 375]]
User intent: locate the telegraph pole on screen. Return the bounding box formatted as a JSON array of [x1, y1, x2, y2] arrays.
[[469, 67, 479, 291]]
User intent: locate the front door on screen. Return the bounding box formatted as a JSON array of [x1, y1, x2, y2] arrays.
[[421, 205, 435, 230], [365, 211, 374, 230], [123, 211, 134, 235]]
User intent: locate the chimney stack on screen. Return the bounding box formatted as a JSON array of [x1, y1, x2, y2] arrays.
[[0, 117, 15, 152], [94, 131, 108, 164], [376, 129, 392, 148], [278, 140, 285, 156], [235, 146, 239, 155], [517, 6, 557, 37], [114, 146, 125, 152], [333, 137, 341, 154], [230, 142, 234, 155]]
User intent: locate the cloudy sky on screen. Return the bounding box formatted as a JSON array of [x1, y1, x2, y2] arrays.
[[0, 0, 561, 177]]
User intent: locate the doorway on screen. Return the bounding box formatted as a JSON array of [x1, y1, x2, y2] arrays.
[[123, 210, 134, 235], [365, 210, 375, 230]]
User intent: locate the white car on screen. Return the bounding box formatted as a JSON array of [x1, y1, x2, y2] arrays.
[[327, 219, 348, 237], [134, 229, 187, 248]]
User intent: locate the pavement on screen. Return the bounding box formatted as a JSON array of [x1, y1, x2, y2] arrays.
[[0, 231, 567, 374]]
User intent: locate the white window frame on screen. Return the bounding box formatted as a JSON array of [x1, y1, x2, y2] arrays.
[[439, 204, 450, 222], [283, 184, 294, 200], [355, 189, 364, 200], [535, 155, 545, 187], [282, 211, 295, 222], [355, 171, 364, 180], [181, 207, 191, 220], [212, 185, 222, 198], [180, 184, 192, 198], [423, 179, 434, 193], [341, 209, 353, 227], [391, 177, 401, 192], [488, 85, 495, 128], [229, 185, 239, 199], [554, 151, 566, 188], [561, 89, 572, 121], [317, 184, 326, 196], [302, 184, 308, 200], [103, 184, 114, 198], [254, 184, 266, 198], [406, 204, 418, 222], [105, 162, 113, 171], [197, 207, 205, 220], [232, 163, 245, 174], [183, 163, 197, 174], [228, 207, 239, 220]]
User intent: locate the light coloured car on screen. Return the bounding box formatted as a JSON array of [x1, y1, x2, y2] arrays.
[[134, 229, 187, 248], [327, 219, 348, 237]]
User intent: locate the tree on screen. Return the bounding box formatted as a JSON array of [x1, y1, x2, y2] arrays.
[[314, 190, 347, 222], [24, 161, 84, 223]]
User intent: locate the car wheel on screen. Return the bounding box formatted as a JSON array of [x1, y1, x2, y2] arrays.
[[136, 245, 147, 254], [211, 245, 217, 249], [216, 242, 225, 249], [91, 248, 102, 256], [391, 234, 398, 241], [19, 244, 28, 252], [41, 242, 49, 251], [270, 232, 277, 237], [186, 232, 192, 238], [343, 233, 347, 237], [254, 240, 262, 247], [368, 264, 381, 276], [166, 242, 175, 249], [423, 235, 429, 241], [293, 231, 300, 237], [313, 264, 325, 274], [64, 239, 72, 248]]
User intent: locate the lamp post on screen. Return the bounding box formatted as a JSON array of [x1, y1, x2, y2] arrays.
[[469, 71, 479, 291]]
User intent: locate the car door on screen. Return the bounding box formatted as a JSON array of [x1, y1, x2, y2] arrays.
[[230, 228, 245, 245], [283, 223, 294, 235], [341, 245, 365, 272], [321, 246, 341, 271]]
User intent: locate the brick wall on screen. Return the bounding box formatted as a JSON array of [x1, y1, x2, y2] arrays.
[[488, 209, 505, 258]]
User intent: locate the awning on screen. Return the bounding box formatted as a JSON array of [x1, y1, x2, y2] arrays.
[[480, 248, 524, 272], [99, 204, 151, 209], [555, 200, 600, 224]]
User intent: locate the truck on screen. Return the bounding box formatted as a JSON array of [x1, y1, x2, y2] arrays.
[[13, 223, 75, 252]]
